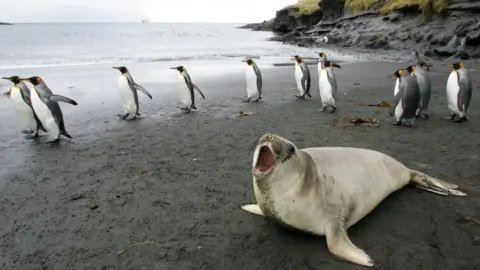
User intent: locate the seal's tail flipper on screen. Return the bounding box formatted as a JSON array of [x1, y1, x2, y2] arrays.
[[410, 170, 467, 196]]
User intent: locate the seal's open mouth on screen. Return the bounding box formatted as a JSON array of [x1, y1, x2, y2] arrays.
[[255, 146, 275, 174]]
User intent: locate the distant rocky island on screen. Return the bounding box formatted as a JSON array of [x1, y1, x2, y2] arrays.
[[0, 22, 12, 25], [241, 0, 480, 60]]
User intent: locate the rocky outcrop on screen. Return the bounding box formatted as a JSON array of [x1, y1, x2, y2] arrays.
[[0, 22, 12, 25], [241, 0, 480, 60]]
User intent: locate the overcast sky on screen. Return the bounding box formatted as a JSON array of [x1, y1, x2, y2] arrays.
[[0, 0, 298, 23]]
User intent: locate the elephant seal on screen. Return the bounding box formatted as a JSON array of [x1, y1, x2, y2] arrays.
[[241, 133, 466, 267]]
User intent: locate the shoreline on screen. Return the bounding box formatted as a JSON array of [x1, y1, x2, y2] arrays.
[[0, 58, 479, 269]]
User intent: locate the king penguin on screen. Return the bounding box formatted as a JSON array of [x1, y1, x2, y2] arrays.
[[19, 76, 78, 143], [444, 62, 472, 123], [2, 76, 47, 139], [388, 69, 420, 127], [316, 52, 329, 80], [405, 65, 432, 119], [170, 66, 206, 113], [112, 66, 153, 120], [292, 55, 311, 99], [241, 58, 262, 102], [318, 61, 342, 113]]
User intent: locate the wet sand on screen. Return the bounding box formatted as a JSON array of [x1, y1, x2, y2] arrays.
[[0, 59, 479, 270]]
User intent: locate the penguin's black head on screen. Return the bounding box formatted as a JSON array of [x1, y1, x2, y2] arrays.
[[113, 66, 128, 74], [405, 65, 416, 73], [1, 76, 21, 84], [317, 52, 326, 58], [170, 66, 185, 72], [21, 76, 43, 86], [390, 69, 404, 78], [449, 62, 464, 70], [291, 55, 302, 63], [242, 59, 254, 65], [324, 61, 341, 69]]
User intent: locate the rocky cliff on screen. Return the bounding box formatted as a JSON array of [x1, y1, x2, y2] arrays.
[[242, 0, 480, 59]]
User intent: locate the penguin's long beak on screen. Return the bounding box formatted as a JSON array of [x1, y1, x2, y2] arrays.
[[169, 67, 177, 70], [332, 63, 341, 69], [1, 77, 11, 81], [241, 59, 247, 62], [448, 64, 454, 67], [112, 67, 120, 70]]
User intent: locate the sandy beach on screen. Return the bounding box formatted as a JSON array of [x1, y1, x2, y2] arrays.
[[0, 58, 479, 270]]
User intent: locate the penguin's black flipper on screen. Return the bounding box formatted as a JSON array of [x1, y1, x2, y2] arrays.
[[133, 83, 153, 99], [192, 84, 206, 99], [49, 95, 78, 106]]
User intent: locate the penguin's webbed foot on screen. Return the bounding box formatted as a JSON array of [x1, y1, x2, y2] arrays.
[[294, 95, 305, 99], [242, 98, 251, 103], [21, 129, 34, 135], [441, 114, 456, 121], [45, 138, 60, 144], [330, 106, 337, 113], [453, 117, 467, 123], [25, 133, 39, 140], [318, 106, 327, 112], [116, 113, 130, 120], [422, 113, 429, 119], [391, 121, 402, 126]]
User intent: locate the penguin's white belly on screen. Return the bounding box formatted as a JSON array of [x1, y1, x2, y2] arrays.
[[245, 67, 258, 98], [30, 88, 59, 136], [319, 69, 335, 105], [10, 87, 37, 131], [395, 98, 404, 121], [446, 71, 460, 114], [177, 75, 191, 107], [393, 78, 400, 96], [118, 76, 137, 114], [295, 65, 305, 95]]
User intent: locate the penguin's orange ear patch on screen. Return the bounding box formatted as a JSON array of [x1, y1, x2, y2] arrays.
[[36, 77, 42, 83]]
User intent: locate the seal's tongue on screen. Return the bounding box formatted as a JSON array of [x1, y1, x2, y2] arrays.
[[256, 146, 275, 173]]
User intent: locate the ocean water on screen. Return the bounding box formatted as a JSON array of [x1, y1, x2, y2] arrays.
[[0, 23, 363, 70]]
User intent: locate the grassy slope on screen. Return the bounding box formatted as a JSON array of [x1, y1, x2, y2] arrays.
[[344, 0, 448, 15]]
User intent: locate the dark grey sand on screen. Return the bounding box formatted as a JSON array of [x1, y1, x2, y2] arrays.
[[0, 60, 479, 270]]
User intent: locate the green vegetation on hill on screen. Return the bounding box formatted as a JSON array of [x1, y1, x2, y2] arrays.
[[345, 0, 448, 18], [296, 0, 321, 16]]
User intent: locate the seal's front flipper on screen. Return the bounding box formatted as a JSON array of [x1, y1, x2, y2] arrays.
[[241, 204, 264, 216], [325, 220, 374, 267], [410, 170, 467, 196]]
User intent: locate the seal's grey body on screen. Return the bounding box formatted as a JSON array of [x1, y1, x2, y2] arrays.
[[242, 134, 466, 267]]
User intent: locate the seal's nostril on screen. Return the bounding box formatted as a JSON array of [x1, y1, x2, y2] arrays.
[[287, 144, 295, 154]]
